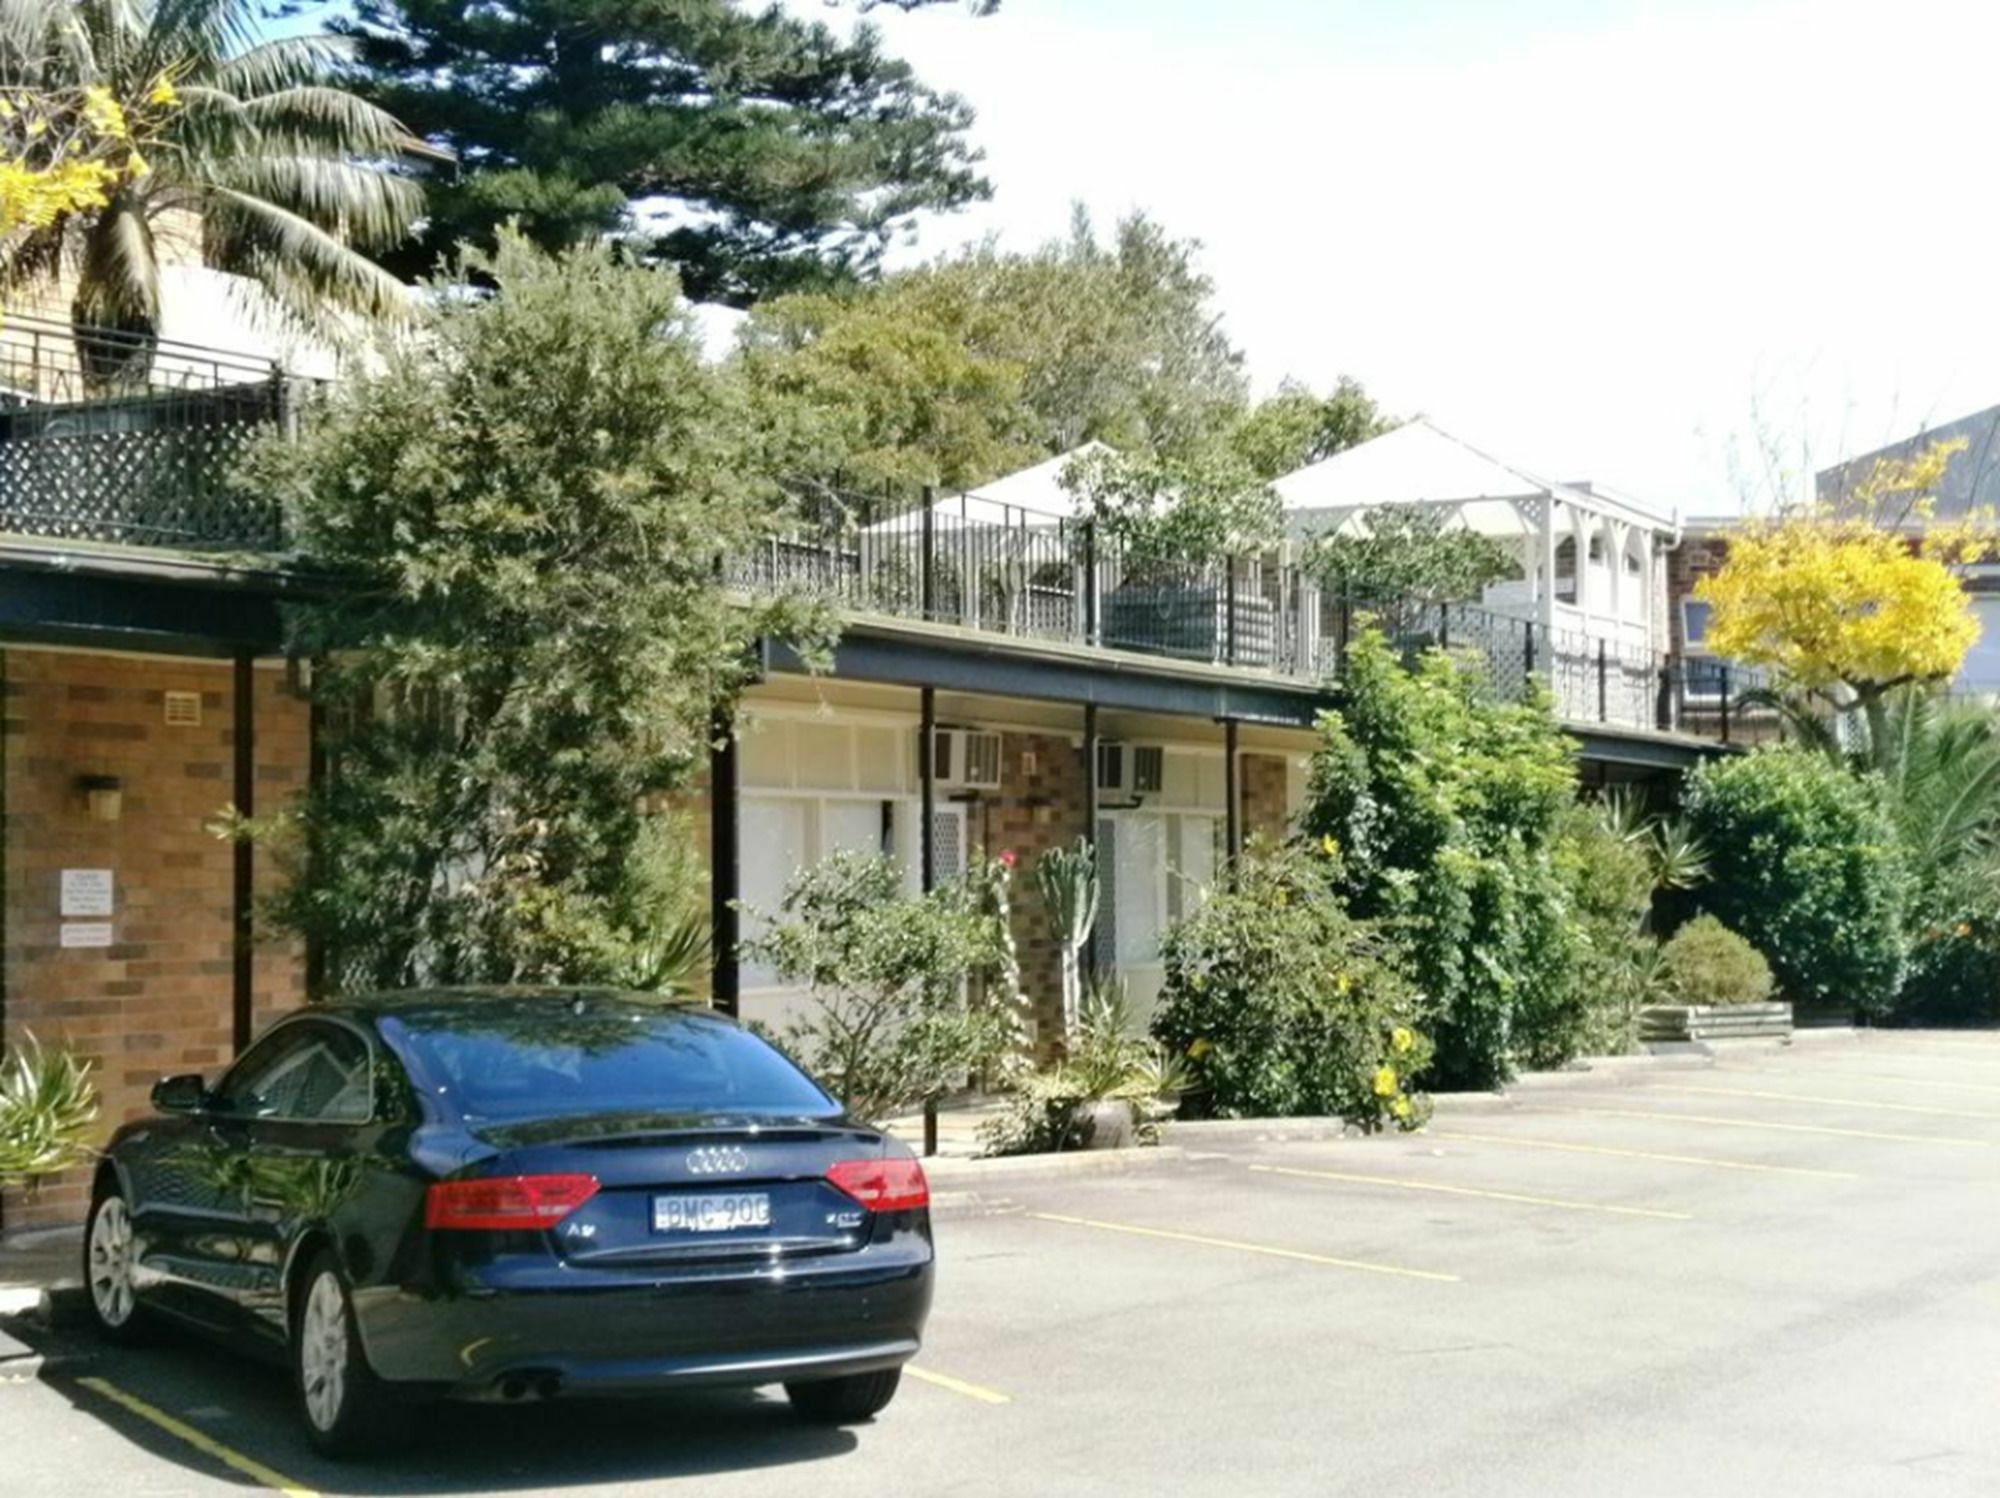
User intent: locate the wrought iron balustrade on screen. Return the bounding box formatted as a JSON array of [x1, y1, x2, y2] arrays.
[[739, 478, 1776, 746], [0, 313, 312, 551]]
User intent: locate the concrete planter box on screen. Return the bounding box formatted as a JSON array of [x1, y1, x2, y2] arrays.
[[1640, 1001, 1794, 1043]]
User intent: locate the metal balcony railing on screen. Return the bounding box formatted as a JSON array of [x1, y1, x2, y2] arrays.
[[0, 320, 1775, 745], [0, 313, 317, 551], [732, 479, 1780, 745]]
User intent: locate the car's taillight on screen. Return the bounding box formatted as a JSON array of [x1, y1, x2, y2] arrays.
[[826, 1158, 930, 1212], [425, 1173, 600, 1231]]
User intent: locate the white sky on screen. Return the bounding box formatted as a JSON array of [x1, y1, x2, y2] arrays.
[[821, 0, 2000, 516]]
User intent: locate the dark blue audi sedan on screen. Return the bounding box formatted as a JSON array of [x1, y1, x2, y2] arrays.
[[83, 989, 934, 1457]]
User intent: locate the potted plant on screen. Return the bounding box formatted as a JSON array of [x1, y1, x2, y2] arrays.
[[980, 988, 1189, 1155]]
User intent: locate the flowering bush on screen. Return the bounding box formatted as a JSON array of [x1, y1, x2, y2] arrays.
[[1152, 839, 1431, 1129], [1301, 628, 1579, 1088]]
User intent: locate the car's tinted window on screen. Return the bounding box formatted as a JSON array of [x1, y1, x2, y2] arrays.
[[380, 1006, 838, 1123], [218, 1023, 372, 1123]]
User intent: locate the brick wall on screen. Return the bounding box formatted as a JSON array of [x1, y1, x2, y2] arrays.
[[1666, 535, 1731, 654], [970, 731, 1089, 1055], [2, 650, 309, 1231]]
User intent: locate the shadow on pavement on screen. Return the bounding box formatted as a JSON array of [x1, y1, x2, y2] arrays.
[[44, 1330, 866, 1494]]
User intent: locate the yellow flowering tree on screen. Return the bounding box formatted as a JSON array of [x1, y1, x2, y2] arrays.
[[0, 80, 174, 258], [1698, 439, 1988, 743]]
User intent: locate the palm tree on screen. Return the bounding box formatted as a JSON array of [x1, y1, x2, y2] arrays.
[[0, 0, 424, 379]]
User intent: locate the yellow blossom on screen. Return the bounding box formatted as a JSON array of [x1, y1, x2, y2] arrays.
[[1335, 972, 1353, 996], [1188, 1038, 1212, 1059], [1391, 1096, 1413, 1121], [1371, 1065, 1398, 1098], [1320, 833, 1340, 858], [1391, 1025, 1414, 1054], [147, 78, 180, 109], [1956, 922, 1972, 938]]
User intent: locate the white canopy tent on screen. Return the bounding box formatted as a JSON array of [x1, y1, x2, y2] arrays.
[[1272, 417, 1679, 657], [860, 442, 1113, 535]]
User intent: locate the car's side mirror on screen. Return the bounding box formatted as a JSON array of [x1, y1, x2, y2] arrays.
[[151, 1074, 210, 1115]]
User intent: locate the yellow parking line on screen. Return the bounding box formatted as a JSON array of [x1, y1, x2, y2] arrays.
[[905, 1365, 1012, 1405], [1427, 1130, 1862, 1180], [1249, 1163, 1692, 1220], [77, 1377, 318, 1498], [1659, 1085, 2000, 1122], [1551, 1104, 1991, 1148], [1027, 1211, 1461, 1283]]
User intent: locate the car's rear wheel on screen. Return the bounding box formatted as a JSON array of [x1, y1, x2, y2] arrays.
[[292, 1251, 417, 1459], [83, 1183, 148, 1344], [785, 1368, 902, 1424]]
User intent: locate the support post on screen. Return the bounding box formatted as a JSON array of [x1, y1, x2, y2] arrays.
[[708, 705, 741, 1017], [918, 685, 938, 1157], [1598, 638, 1609, 722], [920, 484, 937, 623], [1081, 520, 1099, 647], [231, 650, 255, 1053], [1223, 718, 1241, 879], [1081, 700, 1099, 976], [1523, 620, 1537, 684], [1223, 562, 1238, 667], [1719, 666, 1733, 745]]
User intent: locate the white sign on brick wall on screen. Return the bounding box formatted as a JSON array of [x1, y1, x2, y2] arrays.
[[60, 868, 114, 918], [60, 922, 114, 949]]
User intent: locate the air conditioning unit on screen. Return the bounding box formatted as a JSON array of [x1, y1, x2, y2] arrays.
[[925, 727, 1002, 790], [1098, 742, 1165, 796]]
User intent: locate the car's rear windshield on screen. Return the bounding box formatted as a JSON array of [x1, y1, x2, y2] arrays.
[[380, 1004, 839, 1124]]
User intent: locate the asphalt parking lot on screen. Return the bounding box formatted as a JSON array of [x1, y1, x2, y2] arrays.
[[8, 1030, 2000, 1498]]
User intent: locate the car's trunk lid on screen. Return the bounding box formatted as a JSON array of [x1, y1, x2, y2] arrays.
[[468, 1114, 891, 1265]]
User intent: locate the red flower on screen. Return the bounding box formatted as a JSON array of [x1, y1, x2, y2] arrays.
[[997, 848, 1017, 869]]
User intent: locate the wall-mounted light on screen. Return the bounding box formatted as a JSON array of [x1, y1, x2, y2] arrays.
[[77, 774, 123, 823]]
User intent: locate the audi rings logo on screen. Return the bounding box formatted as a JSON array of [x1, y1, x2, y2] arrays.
[[687, 1145, 750, 1176]]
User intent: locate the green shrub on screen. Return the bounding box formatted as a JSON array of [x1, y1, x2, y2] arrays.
[[1300, 629, 1579, 1089], [1683, 749, 1908, 1015], [1658, 915, 1775, 1007], [1151, 839, 1431, 1128], [745, 852, 1016, 1122], [1542, 804, 1661, 1062], [0, 1036, 98, 1185]]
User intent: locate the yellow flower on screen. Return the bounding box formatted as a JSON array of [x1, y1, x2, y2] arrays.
[[1188, 1038, 1212, 1059], [1335, 972, 1353, 996], [1956, 922, 1972, 938], [148, 77, 180, 108], [1391, 1096, 1413, 1121], [1391, 1025, 1415, 1054], [1371, 1065, 1398, 1098], [1319, 833, 1340, 858], [1274, 888, 1289, 907]]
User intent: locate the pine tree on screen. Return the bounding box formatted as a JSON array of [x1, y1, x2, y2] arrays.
[[341, 0, 990, 302]]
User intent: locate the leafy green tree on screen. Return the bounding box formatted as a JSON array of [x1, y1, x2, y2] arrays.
[[1, 0, 422, 367], [1060, 446, 1282, 577], [338, 0, 987, 303], [245, 231, 827, 989], [1304, 507, 1516, 606], [1683, 748, 1909, 1015], [736, 210, 1247, 487], [748, 852, 1015, 1122], [1301, 629, 1580, 1088], [1227, 377, 1393, 481]]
